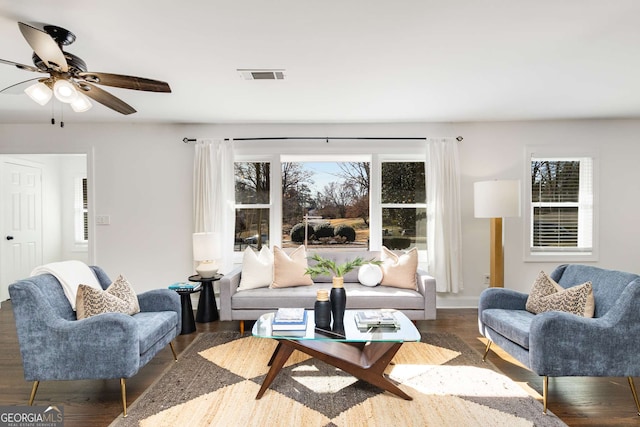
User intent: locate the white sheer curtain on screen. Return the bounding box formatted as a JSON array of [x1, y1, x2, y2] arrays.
[[426, 138, 463, 293], [193, 139, 235, 273]]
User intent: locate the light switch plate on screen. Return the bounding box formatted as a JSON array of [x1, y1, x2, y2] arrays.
[[96, 215, 111, 225]]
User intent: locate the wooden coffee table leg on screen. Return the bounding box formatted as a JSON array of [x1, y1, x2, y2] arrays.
[[286, 340, 412, 400], [256, 341, 294, 399], [267, 342, 282, 367]]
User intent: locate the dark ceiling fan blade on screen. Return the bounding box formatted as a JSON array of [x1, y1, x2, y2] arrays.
[[75, 81, 136, 115], [0, 78, 42, 94], [78, 72, 171, 92], [18, 22, 68, 72], [0, 58, 43, 73]]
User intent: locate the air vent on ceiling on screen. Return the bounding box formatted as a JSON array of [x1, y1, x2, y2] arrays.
[[238, 69, 285, 80]]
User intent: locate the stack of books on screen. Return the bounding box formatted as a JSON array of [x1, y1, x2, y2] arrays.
[[354, 310, 400, 331], [272, 308, 307, 332], [168, 282, 201, 292]]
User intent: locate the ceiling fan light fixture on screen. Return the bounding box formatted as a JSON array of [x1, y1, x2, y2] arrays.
[[70, 91, 92, 112], [24, 82, 53, 105], [53, 79, 77, 103]]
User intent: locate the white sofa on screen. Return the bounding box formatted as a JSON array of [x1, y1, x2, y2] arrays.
[[219, 250, 437, 333]]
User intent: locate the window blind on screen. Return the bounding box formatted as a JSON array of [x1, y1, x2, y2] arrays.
[[530, 158, 593, 252]]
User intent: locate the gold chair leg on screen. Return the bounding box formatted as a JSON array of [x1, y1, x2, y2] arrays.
[[628, 377, 640, 416], [542, 376, 549, 414], [28, 381, 39, 406], [120, 378, 127, 418], [482, 340, 492, 362], [169, 341, 178, 361], [239, 320, 245, 335]]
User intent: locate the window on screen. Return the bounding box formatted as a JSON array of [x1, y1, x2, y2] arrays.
[[234, 162, 271, 251], [230, 149, 429, 260], [380, 161, 427, 251], [526, 150, 597, 261], [74, 177, 88, 245], [281, 160, 370, 250]]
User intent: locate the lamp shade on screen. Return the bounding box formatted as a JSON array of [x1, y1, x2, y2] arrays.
[[70, 92, 92, 112], [53, 79, 78, 103], [474, 180, 521, 218], [192, 232, 220, 261], [24, 82, 53, 106]]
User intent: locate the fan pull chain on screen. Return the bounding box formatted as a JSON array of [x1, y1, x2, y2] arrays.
[[51, 98, 55, 125]]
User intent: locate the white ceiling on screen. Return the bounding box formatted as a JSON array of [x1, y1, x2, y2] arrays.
[[1, 0, 639, 125]]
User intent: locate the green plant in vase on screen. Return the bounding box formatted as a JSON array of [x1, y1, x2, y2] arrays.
[[305, 253, 383, 335], [305, 253, 381, 284]]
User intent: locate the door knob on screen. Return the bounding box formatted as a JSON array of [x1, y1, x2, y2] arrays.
[[6, 236, 14, 240]]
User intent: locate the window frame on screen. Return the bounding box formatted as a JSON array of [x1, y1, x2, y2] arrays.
[[376, 155, 428, 262], [73, 175, 88, 251], [524, 147, 599, 262], [231, 140, 429, 264], [233, 155, 280, 263]]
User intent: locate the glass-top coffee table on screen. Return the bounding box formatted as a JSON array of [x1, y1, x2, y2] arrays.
[[252, 309, 421, 400]]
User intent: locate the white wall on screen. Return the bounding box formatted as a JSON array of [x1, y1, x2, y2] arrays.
[[1, 119, 639, 307]]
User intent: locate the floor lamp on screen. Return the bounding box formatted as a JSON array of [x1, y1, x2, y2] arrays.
[[474, 180, 521, 287]]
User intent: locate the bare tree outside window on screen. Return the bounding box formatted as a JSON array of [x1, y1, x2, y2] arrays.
[[282, 162, 370, 249], [235, 162, 270, 250], [381, 162, 426, 250]]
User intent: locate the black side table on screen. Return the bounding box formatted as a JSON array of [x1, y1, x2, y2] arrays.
[[174, 287, 201, 334], [188, 274, 223, 322]]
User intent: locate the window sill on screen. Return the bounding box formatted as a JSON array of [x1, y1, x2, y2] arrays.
[[524, 252, 598, 263]]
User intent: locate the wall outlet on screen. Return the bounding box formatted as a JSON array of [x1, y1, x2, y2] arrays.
[[96, 215, 111, 225], [483, 274, 490, 285]]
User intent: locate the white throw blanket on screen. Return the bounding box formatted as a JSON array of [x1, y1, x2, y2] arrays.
[[30, 260, 102, 310]]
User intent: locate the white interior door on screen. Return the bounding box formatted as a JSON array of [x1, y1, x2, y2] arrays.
[[1, 161, 43, 302]]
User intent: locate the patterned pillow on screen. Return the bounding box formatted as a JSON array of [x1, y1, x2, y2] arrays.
[[76, 275, 140, 320], [271, 245, 314, 288], [525, 270, 595, 317]]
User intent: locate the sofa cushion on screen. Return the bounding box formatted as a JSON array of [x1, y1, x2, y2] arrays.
[[482, 308, 535, 349], [526, 270, 594, 317], [271, 245, 314, 288], [232, 282, 425, 311], [133, 311, 178, 355], [238, 246, 273, 290], [380, 247, 418, 290], [75, 276, 140, 320]]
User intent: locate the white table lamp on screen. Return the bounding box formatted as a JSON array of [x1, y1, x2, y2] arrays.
[[193, 232, 221, 278], [474, 180, 521, 287]]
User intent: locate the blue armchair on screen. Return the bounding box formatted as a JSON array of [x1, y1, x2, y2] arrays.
[[8, 266, 181, 417], [478, 264, 640, 415]]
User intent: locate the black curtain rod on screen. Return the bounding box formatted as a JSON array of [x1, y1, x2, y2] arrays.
[[182, 136, 463, 143]]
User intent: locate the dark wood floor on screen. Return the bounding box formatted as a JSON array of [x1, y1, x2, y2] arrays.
[[1, 300, 637, 426]]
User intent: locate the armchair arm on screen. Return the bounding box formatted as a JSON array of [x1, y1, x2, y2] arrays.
[[219, 266, 242, 321], [137, 289, 181, 336], [137, 289, 180, 313], [416, 269, 436, 319], [478, 288, 529, 336], [529, 280, 640, 377], [478, 288, 528, 313]]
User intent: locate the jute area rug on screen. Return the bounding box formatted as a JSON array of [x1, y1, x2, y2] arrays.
[[110, 332, 567, 427]]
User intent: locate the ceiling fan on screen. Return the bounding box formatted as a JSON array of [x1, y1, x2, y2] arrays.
[[0, 22, 171, 115]]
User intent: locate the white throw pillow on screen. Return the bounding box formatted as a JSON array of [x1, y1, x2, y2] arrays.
[[238, 246, 274, 291], [358, 263, 383, 287]]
